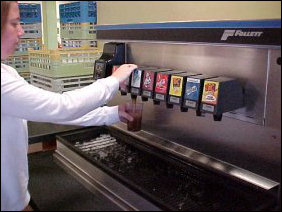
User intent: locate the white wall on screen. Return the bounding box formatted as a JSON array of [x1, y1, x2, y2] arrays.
[[97, 1, 281, 24]]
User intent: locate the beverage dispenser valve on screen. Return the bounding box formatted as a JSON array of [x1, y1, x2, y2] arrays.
[[200, 77, 244, 121]]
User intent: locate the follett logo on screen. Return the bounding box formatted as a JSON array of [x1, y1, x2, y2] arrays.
[[221, 30, 263, 41]]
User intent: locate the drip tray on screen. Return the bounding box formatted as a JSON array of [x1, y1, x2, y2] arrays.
[[54, 126, 276, 211]]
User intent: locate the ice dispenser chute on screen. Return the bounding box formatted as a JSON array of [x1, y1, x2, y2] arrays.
[[93, 42, 125, 80]]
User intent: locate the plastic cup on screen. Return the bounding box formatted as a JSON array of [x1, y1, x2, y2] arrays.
[[127, 103, 143, 132]]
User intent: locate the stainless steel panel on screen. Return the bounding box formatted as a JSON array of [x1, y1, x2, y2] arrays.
[[127, 42, 269, 125], [265, 49, 281, 130]]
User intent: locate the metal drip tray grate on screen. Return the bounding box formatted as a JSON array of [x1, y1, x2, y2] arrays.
[[56, 127, 276, 211]]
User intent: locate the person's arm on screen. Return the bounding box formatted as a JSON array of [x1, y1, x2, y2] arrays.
[[54, 102, 134, 126], [1, 65, 119, 122], [54, 106, 120, 126]]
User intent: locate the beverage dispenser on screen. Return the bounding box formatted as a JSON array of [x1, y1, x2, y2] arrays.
[[93, 42, 125, 80]]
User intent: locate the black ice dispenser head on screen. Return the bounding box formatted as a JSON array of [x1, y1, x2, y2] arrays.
[[93, 42, 125, 80]]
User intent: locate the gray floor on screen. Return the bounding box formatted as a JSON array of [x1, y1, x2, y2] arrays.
[[28, 151, 121, 211]]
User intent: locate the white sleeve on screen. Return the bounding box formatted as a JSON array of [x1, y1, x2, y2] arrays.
[[1, 65, 119, 123], [54, 106, 121, 126]]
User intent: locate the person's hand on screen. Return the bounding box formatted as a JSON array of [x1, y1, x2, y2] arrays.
[[111, 64, 137, 84], [118, 103, 134, 123]]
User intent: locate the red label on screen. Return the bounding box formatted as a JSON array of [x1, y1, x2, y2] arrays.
[[142, 70, 154, 91], [155, 73, 168, 94]]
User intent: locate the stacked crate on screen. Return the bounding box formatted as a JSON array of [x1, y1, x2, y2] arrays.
[[2, 3, 42, 82], [19, 3, 42, 39], [29, 48, 102, 93], [4, 55, 30, 76], [59, 1, 97, 49]]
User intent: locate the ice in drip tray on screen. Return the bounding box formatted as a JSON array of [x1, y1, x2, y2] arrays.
[[74, 134, 117, 153], [68, 130, 275, 211]]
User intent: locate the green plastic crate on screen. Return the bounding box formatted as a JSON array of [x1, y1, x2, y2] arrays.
[[29, 48, 102, 78], [60, 22, 96, 40]]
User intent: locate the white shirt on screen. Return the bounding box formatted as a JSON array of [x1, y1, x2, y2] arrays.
[[1, 63, 120, 211]]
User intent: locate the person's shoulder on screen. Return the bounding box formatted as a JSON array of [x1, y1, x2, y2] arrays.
[[1, 63, 19, 75], [2, 63, 15, 71]]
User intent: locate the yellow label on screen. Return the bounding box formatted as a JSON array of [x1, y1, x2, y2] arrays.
[[201, 81, 219, 105], [169, 75, 183, 97]]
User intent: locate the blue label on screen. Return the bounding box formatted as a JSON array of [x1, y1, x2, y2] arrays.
[[185, 81, 200, 100]]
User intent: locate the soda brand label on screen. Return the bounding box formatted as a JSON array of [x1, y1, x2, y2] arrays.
[[155, 73, 168, 94], [185, 78, 200, 101], [169, 75, 183, 97], [142, 70, 154, 91], [131, 69, 142, 88], [201, 81, 219, 105]]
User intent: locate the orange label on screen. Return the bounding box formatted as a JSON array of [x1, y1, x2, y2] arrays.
[[201, 81, 219, 105]]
